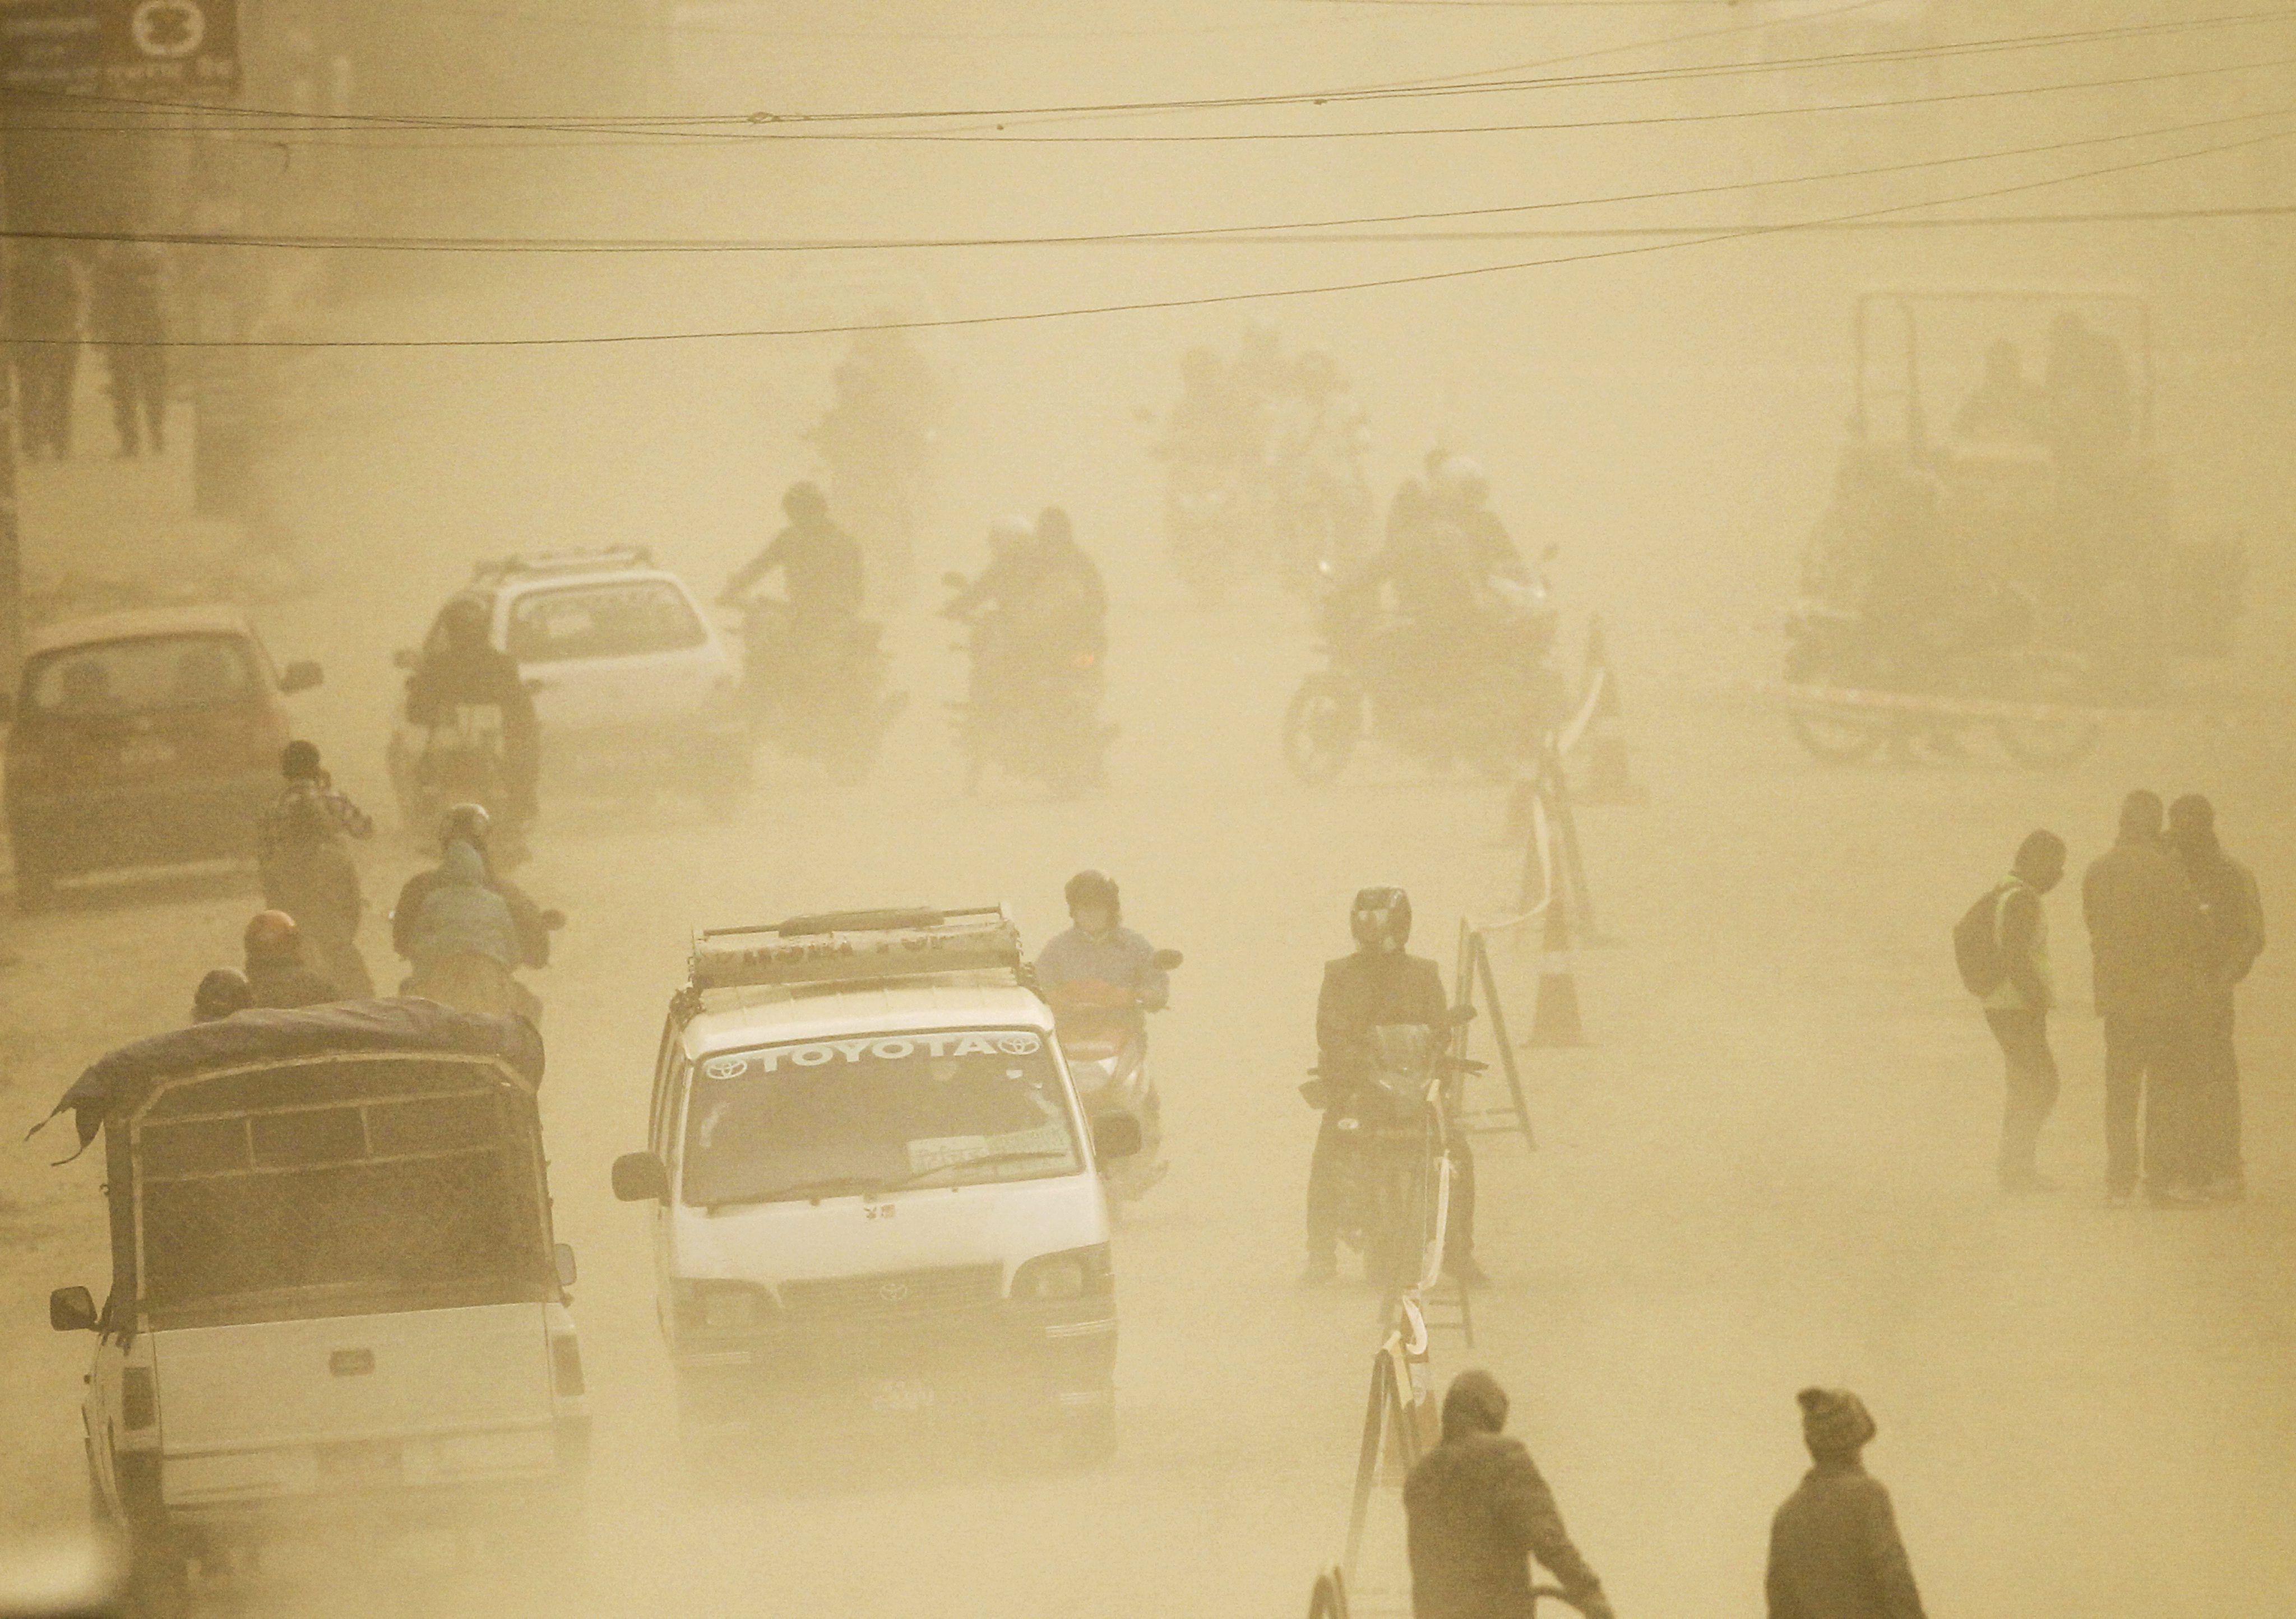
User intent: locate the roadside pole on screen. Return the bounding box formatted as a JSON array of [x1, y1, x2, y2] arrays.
[[0, 89, 18, 692]]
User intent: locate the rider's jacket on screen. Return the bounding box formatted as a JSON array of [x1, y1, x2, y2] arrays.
[[392, 851, 551, 968], [405, 842, 521, 969], [1036, 925, 1170, 1010], [728, 516, 866, 620], [1316, 949, 1447, 1083]]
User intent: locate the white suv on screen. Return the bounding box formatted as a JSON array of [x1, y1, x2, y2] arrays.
[[390, 549, 746, 818]]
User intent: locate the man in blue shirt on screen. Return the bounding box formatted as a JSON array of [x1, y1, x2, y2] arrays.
[[1035, 870, 1168, 1011]]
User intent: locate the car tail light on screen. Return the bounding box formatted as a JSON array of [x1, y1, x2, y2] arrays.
[[550, 1334, 585, 1397], [122, 1367, 157, 1430]]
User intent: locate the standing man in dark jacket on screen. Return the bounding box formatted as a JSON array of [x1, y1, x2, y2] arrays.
[[2167, 794, 2264, 1202], [1766, 1388, 1925, 1619], [2081, 791, 2206, 1204], [1405, 1370, 1613, 1619], [1306, 887, 1482, 1286], [1976, 829, 2066, 1193], [90, 240, 167, 458]]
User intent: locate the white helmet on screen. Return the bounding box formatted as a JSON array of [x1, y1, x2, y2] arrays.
[[1432, 455, 1489, 508]]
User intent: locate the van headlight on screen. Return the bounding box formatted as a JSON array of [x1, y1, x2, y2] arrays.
[[1012, 1244, 1112, 1302]]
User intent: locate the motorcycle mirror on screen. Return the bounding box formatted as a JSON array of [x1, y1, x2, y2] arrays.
[[941, 571, 969, 591], [1151, 949, 1184, 971], [541, 909, 567, 931]]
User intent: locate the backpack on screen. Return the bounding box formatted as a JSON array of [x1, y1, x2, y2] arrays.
[[1953, 882, 2015, 996]]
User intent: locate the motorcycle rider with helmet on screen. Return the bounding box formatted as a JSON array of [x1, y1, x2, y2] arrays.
[[721, 481, 873, 739], [391, 804, 553, 973], [1306, 887, 1484, 1287], [405, 595, 540, 831], [724, 480, 867, 623], [1035, 870, 1170, 1016]]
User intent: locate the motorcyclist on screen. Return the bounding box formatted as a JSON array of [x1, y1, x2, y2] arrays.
[[723, 480, 867, 623], [1157, 347, 1255, 471], [241, 911, 339, 1009], [404, 595, 540, 829], [946, 508, 1108, 695], [256, 742, 376, 999], [1306, 887, 1483, 1287], [400, 839, 536, 1018], [1035, 870, 1171, 1022], [391, 804, 553, 972]]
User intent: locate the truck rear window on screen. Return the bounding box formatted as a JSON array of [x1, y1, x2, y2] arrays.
[[24, 634, 256, 716]]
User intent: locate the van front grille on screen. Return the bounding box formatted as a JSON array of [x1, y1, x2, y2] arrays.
[[778, 1264, 1001, 1320]]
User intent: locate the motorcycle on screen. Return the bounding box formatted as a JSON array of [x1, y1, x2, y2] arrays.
[[1045, 952, 1184, 1210], [1781, 583, 2099, 768], [400, 907, 562, 1024], [1303, 1018, 1477, 1289], [1162, 457, 1255, 610], [1284, 564, 1565, 785], [720, 592, 904, 782], [389, 699, 529, 865], [943, 573, 1112, 797]]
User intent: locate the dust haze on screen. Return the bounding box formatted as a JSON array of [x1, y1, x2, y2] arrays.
[[3, 2, 2292, 1617]]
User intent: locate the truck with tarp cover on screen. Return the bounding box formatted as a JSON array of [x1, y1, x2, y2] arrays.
[[40, 1000, 587, 1607]]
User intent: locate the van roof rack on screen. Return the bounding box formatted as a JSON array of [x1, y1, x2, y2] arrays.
[[472, 546, 654, 582], [688, 904, 1022, 994]]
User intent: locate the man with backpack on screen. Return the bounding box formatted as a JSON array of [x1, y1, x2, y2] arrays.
[[1956, 829, 2066, 1193]]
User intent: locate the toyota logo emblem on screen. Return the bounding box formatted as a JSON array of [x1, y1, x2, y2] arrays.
[[878, 1281, 910, 1303]]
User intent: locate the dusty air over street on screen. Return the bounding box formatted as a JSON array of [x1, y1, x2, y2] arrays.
[[0, 2, 2291, 1616]]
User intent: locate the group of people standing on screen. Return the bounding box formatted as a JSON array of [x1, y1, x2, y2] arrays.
[[9, 240, 172, 461], [1975, 791, 2263, 1203]]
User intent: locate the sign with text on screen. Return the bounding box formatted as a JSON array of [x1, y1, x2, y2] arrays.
[[1, 0, 239, 95]]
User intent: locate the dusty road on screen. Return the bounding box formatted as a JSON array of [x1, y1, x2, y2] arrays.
[[2, 545, 2289, 1619]]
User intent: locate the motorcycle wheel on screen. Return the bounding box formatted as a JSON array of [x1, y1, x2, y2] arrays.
[[1284, 674, 1363, 783], [1781, 647, 1888, 765], [1988, 650, 2102, 769]]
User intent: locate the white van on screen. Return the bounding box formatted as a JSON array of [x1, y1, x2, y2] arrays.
[[613, 906, 1140, 1462], [45, 1004, 589, 1604]]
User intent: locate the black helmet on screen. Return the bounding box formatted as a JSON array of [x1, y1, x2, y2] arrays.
[[1064, 869, 1119, 915], [783, 480, 828, 522], [439, 802, 492, 852], [1350, 886, 1412, 952]]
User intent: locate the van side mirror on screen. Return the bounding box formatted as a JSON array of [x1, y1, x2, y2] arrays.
[[554, 1243, 578, 1288], [1448, 1004, 1477, 1028], [279, 660, 323, 694], [50, 1286, 98, 1333], [1151, 949, 1184, 971], [612, 1152, 669, 1203], [1093, 1115, 1143, 1162], [392, 648, 417, 671]]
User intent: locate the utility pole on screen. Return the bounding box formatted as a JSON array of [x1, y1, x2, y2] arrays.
[[0, 89, 18, 693]]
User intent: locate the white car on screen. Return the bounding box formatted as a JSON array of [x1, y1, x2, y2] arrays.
[[612, 905, 1142, 1464], [390, 548, 747, 822]]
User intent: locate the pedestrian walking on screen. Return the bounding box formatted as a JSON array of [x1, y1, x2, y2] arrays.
[[89, 240, 168, 458], [2081, 791, 2207, 1205], [10, 243, 84, 460], [1402, 1370, 1614, 1619], [1955, 829, 2066, 1192], [1766, 1388, 1926, 1619], [2167, 795, 2263, 1203]]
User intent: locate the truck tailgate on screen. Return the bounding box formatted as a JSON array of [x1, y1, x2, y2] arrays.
[[152, 1303, 559, 1507]]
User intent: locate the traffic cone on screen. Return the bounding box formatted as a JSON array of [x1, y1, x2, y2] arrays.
[[1529, 852, 1588, 1047], [1579, 617, 1647, 806]]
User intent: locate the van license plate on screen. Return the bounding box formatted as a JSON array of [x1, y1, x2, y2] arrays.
[[318, 1440, 402, 1486], [868, 1379, 936, 1414]]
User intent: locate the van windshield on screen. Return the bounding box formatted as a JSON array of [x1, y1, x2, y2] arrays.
[[25, 634, 256, 717], [134, 1066, 550, 1325], [681, 1029, 1082, 1208]]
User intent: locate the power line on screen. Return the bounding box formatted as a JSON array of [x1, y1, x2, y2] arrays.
[[8, 123, 2287, 350], [17, 7, 2283, 133], [10, 105, 2280, 254]]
